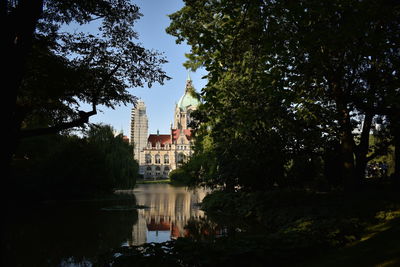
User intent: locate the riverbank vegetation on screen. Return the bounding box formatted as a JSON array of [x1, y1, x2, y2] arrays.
[[100, 0, 400, 265], [136, 178, 171, 184], [99, 183, 400, 266], [10, 124, 138, 202]]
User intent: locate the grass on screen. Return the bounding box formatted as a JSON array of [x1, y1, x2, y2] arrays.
[[306, 217, 400, 267], [136, 178, 171, 184]]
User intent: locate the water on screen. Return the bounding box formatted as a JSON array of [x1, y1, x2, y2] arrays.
[[117, 184, 207, 245], [2, 184, 208, 267]]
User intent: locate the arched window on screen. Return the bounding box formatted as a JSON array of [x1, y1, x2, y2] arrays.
[[155, 166, 161, 171], [146, 166, 152, 171], [145, 154, 152, 164], [155, 154, 161, 164], [164, 154, 169, 164]]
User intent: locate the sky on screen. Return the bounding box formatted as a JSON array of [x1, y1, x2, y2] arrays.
[[81, 0, 207, 137]]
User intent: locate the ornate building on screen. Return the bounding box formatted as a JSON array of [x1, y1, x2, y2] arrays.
[[130, 75, 200, 179]]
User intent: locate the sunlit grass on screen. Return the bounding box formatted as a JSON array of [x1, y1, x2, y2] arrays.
[[136, 179, 171, 184], [307, 216, 400, 267]]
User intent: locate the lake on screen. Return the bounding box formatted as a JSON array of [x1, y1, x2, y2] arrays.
[[2, 184, 208, 267]]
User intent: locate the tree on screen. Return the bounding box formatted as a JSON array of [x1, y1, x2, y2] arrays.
[[167, 0, 400, 190], [86, 124, 138, 189], [168, 1, 325, 191], [3, 0, 169, 169], [11, 124, 137, 200]]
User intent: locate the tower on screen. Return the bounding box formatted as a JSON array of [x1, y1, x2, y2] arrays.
[[131, 100, 148, 175], [174, 73, 200, 130]]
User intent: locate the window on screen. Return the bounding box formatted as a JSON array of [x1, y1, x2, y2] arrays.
[[146, 166, 152, 176], [155, 154, 161, 164], [187, 110, 192, 127], [145, 154, 152, 164], [155, 166, 161, 177], [177, 153, 186, 164], [164, 154, 169, 164], [163, 166, 170, 177]]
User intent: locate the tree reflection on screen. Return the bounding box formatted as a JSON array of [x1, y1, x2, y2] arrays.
[[3, 197, 138, 267]]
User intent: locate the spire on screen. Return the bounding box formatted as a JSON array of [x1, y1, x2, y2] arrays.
[[185, 72, 193, 92]]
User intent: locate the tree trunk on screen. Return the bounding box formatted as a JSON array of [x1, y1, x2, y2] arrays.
[[355, 112, 373, 183], [393, 123, 400, 187], [333, 83, 356, 189], [4, 0, 44, 175]]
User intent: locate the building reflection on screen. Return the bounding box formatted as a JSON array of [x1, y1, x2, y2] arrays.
[[129, 185, 208, 246]]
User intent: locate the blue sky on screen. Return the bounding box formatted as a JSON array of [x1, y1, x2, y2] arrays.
[[84, 0, 207, 136]]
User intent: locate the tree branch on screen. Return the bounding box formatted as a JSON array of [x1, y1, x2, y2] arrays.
[[19, 103, 97, 139]]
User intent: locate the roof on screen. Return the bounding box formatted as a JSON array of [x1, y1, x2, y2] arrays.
[[172, 129, 192, 143], [147, 217, 171, 231], [148, 134, 171, 147], [177, 76, 200, 110], [177, 92, 200, 110]]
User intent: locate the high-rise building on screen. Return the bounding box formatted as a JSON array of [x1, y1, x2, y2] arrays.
[[131, 100, 149, 175]]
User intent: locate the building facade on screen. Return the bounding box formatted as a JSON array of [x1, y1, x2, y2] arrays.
[[130, 75, 200, 179]]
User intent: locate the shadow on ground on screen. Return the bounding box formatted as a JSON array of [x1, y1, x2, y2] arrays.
[[307, 218, 400, 267]]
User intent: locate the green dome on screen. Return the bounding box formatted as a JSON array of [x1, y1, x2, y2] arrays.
[[177, 91, 200, 110], [178, 74, 200, 110]]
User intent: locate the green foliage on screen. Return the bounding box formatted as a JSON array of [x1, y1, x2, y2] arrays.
[[86, 124, 138, 189], [7, 0, 169, 141], [11, 124, 137, 201], [199, 186, 400, 253], [167, 0, 400, 190], [169, 168, 190, 186], [12, 134, 110, 200]]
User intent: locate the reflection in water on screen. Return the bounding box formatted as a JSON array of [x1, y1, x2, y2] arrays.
[[2, 185, 208, 267], [3, 197, 138, 267], [121, 184, 208, 245]]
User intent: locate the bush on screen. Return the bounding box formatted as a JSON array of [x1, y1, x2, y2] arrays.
[[169, 168, 191, 185]]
